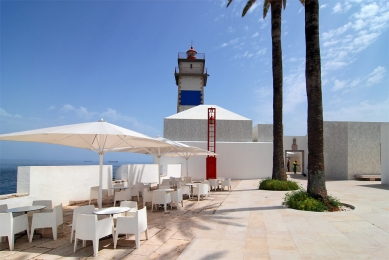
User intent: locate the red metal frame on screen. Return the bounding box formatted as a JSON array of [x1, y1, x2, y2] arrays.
[[206, 108, 217, 179]]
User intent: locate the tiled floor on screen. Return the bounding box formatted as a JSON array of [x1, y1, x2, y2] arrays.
[[1, 176, 388, 259]]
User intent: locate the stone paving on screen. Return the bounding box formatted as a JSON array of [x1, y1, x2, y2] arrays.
[[1, 176, 388, 259]]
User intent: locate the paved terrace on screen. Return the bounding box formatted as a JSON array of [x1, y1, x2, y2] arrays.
[[1, 176, 388, 259]]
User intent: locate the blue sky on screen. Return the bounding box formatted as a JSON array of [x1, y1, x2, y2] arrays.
[[1, 0, 388, 162]]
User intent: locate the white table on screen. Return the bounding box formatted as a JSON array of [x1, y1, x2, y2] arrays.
[[157, 188, 174, 192], [5, 205, 46, 214], [93, 207, 131, 217], [111, 186, 130, 190], [5, 205, 47, 239]]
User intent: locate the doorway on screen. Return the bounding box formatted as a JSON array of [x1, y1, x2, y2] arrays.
[[285, 150, 305, 175]]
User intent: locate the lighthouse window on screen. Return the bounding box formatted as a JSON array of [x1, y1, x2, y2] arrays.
[[190, 64, 192, 68]]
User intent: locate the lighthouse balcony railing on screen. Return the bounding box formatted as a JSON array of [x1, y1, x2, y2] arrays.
[[175, 67, 208, 74], [178, 52, 205, 59]]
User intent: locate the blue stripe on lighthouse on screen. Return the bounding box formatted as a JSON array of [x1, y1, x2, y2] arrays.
[[180, 90, 202, 105]]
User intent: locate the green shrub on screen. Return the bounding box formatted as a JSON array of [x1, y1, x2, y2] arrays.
[[283, 190, 341, 212], [259, 178, 300, 191]]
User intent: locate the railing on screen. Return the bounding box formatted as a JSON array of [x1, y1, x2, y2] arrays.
[[175, 67, 208, 74], [178, 52, 206, 59]]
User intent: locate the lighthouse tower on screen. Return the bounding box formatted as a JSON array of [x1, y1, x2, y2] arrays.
[[174, 45, 208, 113]]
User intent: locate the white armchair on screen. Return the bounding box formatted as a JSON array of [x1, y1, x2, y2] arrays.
[[0, 204, 7, 213], [73, 214, 114, 257], [161, 179, 171, 187], [171, 188, 183, 208], [119, 201, 138, 217], [32, 200, 53, 213], [0, 212, 30, 250], [114, 187, 139, 206], [70, 205, 95, 243], [151, 190, 172, 212], [177, 182, 191, 199], [184, 176, 192, 183], [142, 188, 153, 208], [193, 184, 209, 201], [208, 179, 218, 191], [221, 178, 232, 191], [114, 207, 148, 249], [89, 186, 108, 206], [30, 204, 64, 242]]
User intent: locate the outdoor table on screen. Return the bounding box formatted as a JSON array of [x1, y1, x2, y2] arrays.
[[5, 205, 47, 239], [5, 205, 46, 214], [111, 186, 130, 191], [93, 206, 131, 217], [157, 188, 174, 193]]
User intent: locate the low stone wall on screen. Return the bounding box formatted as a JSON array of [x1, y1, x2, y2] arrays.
[[0, 165, 112, 208]]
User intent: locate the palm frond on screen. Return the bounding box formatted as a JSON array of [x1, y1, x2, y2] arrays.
[[283, 0, 287, 9], [242, 0, 256, 17], [227, 0, 233, 8], [263, 0, 270, 19]]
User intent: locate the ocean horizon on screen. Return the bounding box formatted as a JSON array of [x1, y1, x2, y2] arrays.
[[0, 158, 149, 195]]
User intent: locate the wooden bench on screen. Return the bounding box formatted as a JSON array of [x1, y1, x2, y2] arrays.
[[354, 175, 381, 181]]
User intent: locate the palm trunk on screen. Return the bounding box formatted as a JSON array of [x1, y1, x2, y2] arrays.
[[271, 0, 286, 181], [305, 0, 328, 199]]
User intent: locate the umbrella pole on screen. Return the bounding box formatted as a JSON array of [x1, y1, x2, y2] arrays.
[[158, 156, 161, 185], [98, 153, 103, 209], [186, 158, 189, 177]]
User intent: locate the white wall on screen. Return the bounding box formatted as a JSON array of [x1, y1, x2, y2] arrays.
[[115, 164, 182, 185], [1, 165, 112, 208], [382, 123, 389, 185], [154, 141, 272, 180]]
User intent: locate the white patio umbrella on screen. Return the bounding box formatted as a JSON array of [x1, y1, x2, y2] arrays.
[[164, 145, 217, 177], [0, 120, 172, 208], [113, 137, 202, 184]]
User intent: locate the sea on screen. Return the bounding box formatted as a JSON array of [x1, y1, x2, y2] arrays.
[[0, 159, 138, 196]]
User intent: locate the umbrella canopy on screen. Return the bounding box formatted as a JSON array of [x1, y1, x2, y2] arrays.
[[0, 120, 172, 208], [113, 137, 203, 183], [164, 145, 217, 177]]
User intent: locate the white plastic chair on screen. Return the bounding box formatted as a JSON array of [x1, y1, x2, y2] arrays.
[[119, 201, 138, 217], [177, 182, 191, 199], [30, 204, 64, 242], [221, 178, 232, 191], [158, 185, 171, 190], [151, 190, 172, 212], [114, 187, 139, 206], [0, 204, 7, 213], [70, 205, 95, 243], [161, 179, 171, 187], [32, 200, 53, 213], [73, 214, 114, 257], [184, 176, 192, 183], [208, 179, 218, 191], [201, 180, 211, 193], [0, 212, 30, 250], [114, 207, 148, 249], [171, 188, 183, 208], [89, 186, 108, 205], [193, 184, 209, 201], [142, 188, 153, 208]]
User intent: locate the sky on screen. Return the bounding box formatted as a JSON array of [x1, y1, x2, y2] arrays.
[[0, 0, 388, 163]]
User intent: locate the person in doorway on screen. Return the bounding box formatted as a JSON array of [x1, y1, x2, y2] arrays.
[[293, 161, 299, 174], [287, 159, 290, 172]]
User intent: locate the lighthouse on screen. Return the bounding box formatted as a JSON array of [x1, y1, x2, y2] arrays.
[[174, 45, 208, 113]]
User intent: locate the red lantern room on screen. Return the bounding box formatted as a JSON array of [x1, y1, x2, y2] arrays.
[[186, 46, 197, 60]]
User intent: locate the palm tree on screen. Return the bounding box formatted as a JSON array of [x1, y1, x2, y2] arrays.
[[227, 0, 303, 181], [304, 0, 329, 202]]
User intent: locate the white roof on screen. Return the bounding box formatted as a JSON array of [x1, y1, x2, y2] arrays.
[[166, 105, 250, 121]]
